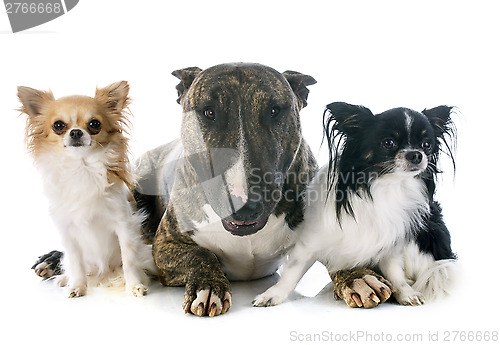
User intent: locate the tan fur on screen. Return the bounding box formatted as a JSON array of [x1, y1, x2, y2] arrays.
[[17, 81, 134, 190]]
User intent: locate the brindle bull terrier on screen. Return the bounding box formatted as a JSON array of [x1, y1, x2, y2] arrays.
[[32, 63, 395, 316], [135, 63, 318, 316]]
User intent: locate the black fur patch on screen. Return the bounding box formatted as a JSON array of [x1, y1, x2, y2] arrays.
[[416, 202, 457, 261], [31, 250, 63, 278]]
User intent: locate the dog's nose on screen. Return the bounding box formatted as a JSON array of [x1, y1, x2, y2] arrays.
[[406, 151, 423, 165], [232, 200, 263, 222], [70, 129, 83, 139]]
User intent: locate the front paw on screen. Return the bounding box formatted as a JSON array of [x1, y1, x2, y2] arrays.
[[252, 285, 288, 307], [183, 278, 232, 317], [68, 286, 86, 298], [395, 289, 425, 306], [32, 250, 63, 279], [332, 268, 395, 309], [127, 283, 148, 297]]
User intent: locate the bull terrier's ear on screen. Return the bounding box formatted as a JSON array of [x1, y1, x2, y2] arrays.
[[17, 86, 55, 118], [324, 102, 374, 137], [282, 71, 317, 108], [172, 67, 203, 104]]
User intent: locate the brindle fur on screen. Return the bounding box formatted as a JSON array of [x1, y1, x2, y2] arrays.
[[153, 204, 231, 313], [134, 63, 318, 316]]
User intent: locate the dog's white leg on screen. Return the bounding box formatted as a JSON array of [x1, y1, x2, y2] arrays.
[[253, 242, 316, 307], [62, 235, 87, 298], [379, 251, 424, 306], [115, 221, 150, 297]]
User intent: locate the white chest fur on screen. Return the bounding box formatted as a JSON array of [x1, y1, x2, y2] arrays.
[[191, 205, 297, 281], [301, 166, 430, 271], [36, 150, 135, 272], [37, 150, 112, 215]]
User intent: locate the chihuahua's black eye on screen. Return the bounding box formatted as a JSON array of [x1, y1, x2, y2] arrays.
[[422, 140, 432, 152], [271, 106, 281, 117], [87, 119, 101, 134], [382, 138, 397, 149], [89, 119, 101, 129], [52, 120, 67, 134], [203, 108, 215, 121]]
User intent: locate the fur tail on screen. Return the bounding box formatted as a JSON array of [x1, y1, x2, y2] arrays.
[[411, 259, 459, 301], [404, 243, 459, 301]]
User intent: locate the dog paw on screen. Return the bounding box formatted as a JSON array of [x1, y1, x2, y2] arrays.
[[127, 283, 148, 297], [332, 268, 395, 309], [32, 250, 63, 279], [185, 289, 232, 317], [54, 274, 69, 287], [183, 279, 232, 317], [395, 289, 425, 306], [68, 286, 86, 298], [252, 286, 288, 307]]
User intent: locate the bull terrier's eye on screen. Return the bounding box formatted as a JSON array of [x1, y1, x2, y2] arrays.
[[204, 107, 215, 121], [271, 106, 281, 117]]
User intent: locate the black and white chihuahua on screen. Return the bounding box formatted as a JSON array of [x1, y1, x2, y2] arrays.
[[254, 102, 457, 308]]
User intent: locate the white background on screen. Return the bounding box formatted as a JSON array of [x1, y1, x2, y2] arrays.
[[1, 1, 499, 344]]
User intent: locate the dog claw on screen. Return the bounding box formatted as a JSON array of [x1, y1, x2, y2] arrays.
[[369, 292, 380, 304], [222, 299, 230, 314], [196, 303, 205, 316], [208, 303, 217, 317], [380, 286, 391, 300], [352, 294, 363, 308]]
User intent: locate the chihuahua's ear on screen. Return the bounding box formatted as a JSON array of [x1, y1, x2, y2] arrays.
[[422, 106, 454, 138], [172, 67, 203, 104], [282, 71, 317, 108], [95, 81, 130, 114], [17, 86, 55, 117], [324, 102, 374, 136]]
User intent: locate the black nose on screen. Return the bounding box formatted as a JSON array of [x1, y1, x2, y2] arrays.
[[405, 151, 423, 165], [70, 129, 83, 139], [231, 200, 263, 222]]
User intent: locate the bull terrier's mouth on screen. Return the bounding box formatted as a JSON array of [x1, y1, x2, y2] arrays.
[[221, 217, 268, 236]]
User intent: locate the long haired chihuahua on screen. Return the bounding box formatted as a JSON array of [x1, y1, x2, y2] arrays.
[[254, 102, 457, 308], [18, 81, 156, 297]]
